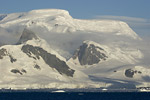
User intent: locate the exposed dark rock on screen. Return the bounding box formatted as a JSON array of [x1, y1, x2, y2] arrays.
[[55, 24, 58, 26], [9, 55, 17, 63], [125, 69, 143, 78], [11, 69, 23, 75], [0, 48, 7, 59], [138, 71, 142, 74], [134, 70, 137, 74], [17, 28, 38, 44], [0, 48, 17, 63], [34, 64, 41, 70], [21, 69, 27, 73], [73, 43, 107, 65], [18, 14, 24, 18], [21, 44, 75, 77], [114, 70, 117, 72], [0, 15, 7, 21], [11, 69, 27, 75], [125, 69, 135, 78]]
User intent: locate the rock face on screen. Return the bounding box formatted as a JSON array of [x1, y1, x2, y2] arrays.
[[0, 48, 17, 63], [17, 28, 38, 44], [34, 64, 41, 70], [9, 55, 17, 63], [0, 48, 7, 59], [73, 41, 108, 65], [11, 69, 27, 75], [125, 69, 135, 78], [22, 44, 75, 77], [0, 14, 7, 21], [125, 69, 142, 78]]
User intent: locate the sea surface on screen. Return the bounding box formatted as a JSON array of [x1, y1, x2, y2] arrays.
[[0, 92, 150, 100]]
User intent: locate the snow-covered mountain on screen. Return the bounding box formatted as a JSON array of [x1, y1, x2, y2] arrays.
[[0, 9, 150, 90], [0, 28, 103, 89], [70, 40, 143, 66], [0, 9, 140, 43]]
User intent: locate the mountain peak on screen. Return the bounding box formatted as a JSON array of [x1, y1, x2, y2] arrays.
[[28, 9, 71, 18], [83, 40, 99, 45], [72, 40, 108, 65], [17, 28, 38, 44]]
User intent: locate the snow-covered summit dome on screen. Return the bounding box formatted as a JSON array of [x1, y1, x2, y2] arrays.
[[28, 9, 70, 16], [0, 9, 140, 39]]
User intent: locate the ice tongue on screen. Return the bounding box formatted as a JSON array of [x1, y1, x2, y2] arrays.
[[17, 28, 38, 44]]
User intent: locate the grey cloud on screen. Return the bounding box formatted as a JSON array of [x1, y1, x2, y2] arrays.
[[95, 16, 147, 22], [94, 15, 149, 22]]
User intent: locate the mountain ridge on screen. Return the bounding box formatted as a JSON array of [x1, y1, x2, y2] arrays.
[[0, 29, 96, 89], [0, 9, 140, 40]]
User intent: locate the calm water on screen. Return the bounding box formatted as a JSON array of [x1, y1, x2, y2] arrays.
[[0, 92, 150, 100]]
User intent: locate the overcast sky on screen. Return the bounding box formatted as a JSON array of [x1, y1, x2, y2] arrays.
[[0, 0, 149, 36]]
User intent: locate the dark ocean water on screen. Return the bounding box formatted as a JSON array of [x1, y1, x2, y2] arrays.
[[0, 92, 150, 100]]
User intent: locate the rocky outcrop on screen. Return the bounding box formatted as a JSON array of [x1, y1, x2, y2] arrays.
[[0, 48, 7, 59], [125, 69, 135, 78], [0, 14, 7, 21], [73, 41, 108, 65], [34, 64, 41, 70], [11, 69, 27, 75], [0, 48, 17, 63], [9, 55, 17, 63], [125, 69, 142, 78], [21, 44, 75, 77]]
